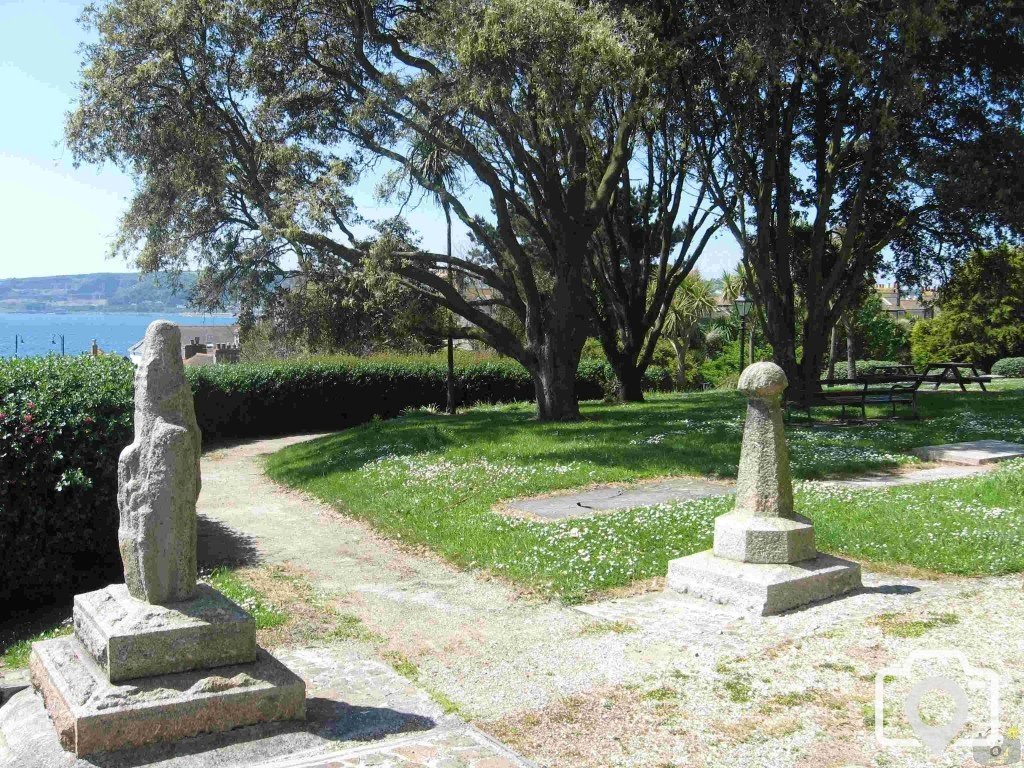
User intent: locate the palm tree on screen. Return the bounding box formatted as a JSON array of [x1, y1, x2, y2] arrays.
[[662, 275, 721, 389]]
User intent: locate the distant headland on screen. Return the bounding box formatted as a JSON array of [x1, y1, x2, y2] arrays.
[[0, 272, 232, 314]]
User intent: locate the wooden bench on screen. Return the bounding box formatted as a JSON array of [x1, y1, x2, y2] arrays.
[[786, 377, 921, 424]]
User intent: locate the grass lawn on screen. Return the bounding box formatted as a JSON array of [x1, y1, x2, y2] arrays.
[[267, 383, 1024, 602]]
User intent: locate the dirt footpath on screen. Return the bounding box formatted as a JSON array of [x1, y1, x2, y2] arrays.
[[199, 435, 1024, 768]]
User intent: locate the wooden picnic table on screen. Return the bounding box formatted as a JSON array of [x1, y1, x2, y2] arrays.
[[920, 362, 991, 392]]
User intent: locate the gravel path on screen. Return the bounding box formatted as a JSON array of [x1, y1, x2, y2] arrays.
[[200, 435, 1024, 768]]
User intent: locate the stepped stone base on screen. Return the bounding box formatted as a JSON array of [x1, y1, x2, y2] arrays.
[[667, 550, 862, 615], [713, 512, 816, 564], [30, 636, 305, 757], [74, 583, 256, 682]]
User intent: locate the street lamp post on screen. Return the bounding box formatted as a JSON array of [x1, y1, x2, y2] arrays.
[[734, 295, 753, 371]]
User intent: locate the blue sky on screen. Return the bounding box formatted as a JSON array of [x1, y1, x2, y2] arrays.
[[0, 0, 741, 281]]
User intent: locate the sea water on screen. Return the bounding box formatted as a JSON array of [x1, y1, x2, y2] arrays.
[[0, 312, 236, 358]]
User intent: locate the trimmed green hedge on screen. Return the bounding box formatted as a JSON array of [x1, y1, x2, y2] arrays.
[[992, 358, 1024, 377], [0, 355, 669, 608], [0, 356, 133, 608], [189, 359, 670, 438], [826, 360, 903, 379]]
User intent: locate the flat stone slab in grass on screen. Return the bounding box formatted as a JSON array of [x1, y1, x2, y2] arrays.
[[818, 463, 993, 489], [1, 645, 533, 768], [503, 477, 733, 521], [73, 584, 256, 683], [913, 439, 1024, 466]]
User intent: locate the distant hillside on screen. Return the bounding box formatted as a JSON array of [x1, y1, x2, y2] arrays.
[[0, 272, 201, 313]]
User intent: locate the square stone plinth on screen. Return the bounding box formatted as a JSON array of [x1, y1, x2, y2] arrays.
[[667, 550, 862, 615], [30, 636, 305, 757], [74, 583, 256, 682], [713, 512, 816, 564]]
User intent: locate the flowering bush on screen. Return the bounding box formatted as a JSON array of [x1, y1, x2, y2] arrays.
[[0, 356, 133, 608]]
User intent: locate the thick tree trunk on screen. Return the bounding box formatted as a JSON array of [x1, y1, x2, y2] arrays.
[[614, 363, 646, 402], [765, 310, 831, 405], [528, 280, 588, 420], [533, 350, 581, 421], [597, 337, 647, 403]]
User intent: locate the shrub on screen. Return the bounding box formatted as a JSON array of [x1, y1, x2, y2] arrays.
[[0, 354, 668, 608], [188, 358, 670, 439], [699, 337, 774, 389], [0, 356, 133, 608], [992, 358, 1024, 377]]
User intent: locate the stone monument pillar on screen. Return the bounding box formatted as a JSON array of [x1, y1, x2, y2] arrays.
[[29, 321, 306, 757], [118, 320, 202, 604], [667, 362, 861, 615]]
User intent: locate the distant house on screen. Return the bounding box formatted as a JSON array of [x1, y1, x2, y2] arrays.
[[705, 284, 937, 320], [874, 284, 937, 319], [128, 323, 240, 365]]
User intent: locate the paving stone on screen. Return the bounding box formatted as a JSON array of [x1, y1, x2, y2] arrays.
[[912, 439, 1024, 466], [73, 583, 256, 682], [816, 463, 993, 488], [503, 477, 732, 520]]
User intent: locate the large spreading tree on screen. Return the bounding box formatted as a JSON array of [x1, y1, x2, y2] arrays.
[[647, 0, 1024, 398], [585, 110, 721, 401], [69, 0, 666, 420]]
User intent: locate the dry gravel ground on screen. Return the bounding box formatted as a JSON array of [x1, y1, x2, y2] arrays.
[[200, 435, 1024, 768]]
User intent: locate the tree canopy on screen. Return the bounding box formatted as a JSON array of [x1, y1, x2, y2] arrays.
[[647, 0, 1024, 396], [69, 0, 669, 420], [911, 245, 1024, 369], [69, 0, 1024, 411]]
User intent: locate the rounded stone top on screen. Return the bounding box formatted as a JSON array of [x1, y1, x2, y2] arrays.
[[737, 361, 788, 399]]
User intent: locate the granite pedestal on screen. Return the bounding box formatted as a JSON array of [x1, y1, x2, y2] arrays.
[[29, 323, 306, 757], [667, 362, 861, 615], [668, 551, 862, 615], [32, 585, 304, 757], [74, 583, 256, 683]]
